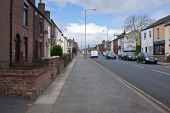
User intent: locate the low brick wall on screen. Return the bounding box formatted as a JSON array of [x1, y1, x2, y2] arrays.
[[0, 57, 65, 98], [155, 55, 167, 62]]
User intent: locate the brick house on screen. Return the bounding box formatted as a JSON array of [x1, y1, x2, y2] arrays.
[[113, 38, 118, 55], [0, 0, 73, 98], [0, 0, 59, 68], [0, 0, 36, 68]]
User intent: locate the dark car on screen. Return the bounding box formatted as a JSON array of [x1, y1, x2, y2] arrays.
[[124, 52, 137, 61], [137, 52, 157, 64], [106, 51, 116, 59]]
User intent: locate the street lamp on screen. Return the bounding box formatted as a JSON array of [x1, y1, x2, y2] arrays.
[[85, 8, 96, 56]]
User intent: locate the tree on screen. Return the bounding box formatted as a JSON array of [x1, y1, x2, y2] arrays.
[[51, 45, 63, 57], [136, 45, 141, 55], [72, 47, 77, 55], [124, 14, 154, 45]]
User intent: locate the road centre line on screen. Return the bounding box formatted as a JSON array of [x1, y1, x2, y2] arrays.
[[151, 69, 170, 76], [131, 64, 145, 69]]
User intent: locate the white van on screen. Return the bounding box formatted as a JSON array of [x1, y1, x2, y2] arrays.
[[90, 51, 98, 58]]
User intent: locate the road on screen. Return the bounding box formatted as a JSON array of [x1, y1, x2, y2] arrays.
[[92, 55, 170, 108]]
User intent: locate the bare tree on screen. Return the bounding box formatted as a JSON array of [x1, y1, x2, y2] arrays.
[[124, 15, 154, 45]]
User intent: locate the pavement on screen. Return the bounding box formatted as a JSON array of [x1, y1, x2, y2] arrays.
[[0, 96, 35, 113], [158, 62, 170, 66], [25, 56, 167, 113]]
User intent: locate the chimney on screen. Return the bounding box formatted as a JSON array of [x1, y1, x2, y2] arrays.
[[29, 0, 35, 5], [38, 0, 45, 14], [45, 11, 50, 19]]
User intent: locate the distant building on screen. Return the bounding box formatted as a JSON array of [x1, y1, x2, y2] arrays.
[[117, 32, 126, 54], [124, 32, 136, 52], [113, 38, 118, 55]]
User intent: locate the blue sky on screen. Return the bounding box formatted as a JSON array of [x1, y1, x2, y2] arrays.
[[36, 0, 170, 48]]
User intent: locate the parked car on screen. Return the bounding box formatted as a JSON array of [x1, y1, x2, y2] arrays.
[[124, 52, 137, 61], [118, 52, 126, 59], [137, 52, 157, 64], [90, 50, 98, 58], [103, 52, 107, 56], [106, 51, 116, 59]]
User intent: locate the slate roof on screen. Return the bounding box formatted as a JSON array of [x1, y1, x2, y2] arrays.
[[143, 15, 170, 31]]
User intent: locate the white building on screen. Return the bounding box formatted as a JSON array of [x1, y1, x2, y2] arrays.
[[165, 23, 170, 56], [118, 36, 124, 54], [141, 28, 154, 53], [124, 35, 136, 52], [44, 19, 51, 59]]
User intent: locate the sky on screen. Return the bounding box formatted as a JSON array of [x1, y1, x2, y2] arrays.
[[36, 0, 170, 49]]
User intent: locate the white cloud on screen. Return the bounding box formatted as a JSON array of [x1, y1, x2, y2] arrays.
[[63, 23, 122, 49], [45, 0, 170, 14]]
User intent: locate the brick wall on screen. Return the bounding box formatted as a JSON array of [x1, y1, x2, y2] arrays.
[[0, 57, 65, 98], [12, 0, 34, 63], [0, 0, 11, 68], [155, 55, 167, 62]]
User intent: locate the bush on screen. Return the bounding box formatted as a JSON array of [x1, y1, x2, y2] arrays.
[[136, 45, 141, 55], [72, 47, 77, 55], [51, 45, 63, 57]]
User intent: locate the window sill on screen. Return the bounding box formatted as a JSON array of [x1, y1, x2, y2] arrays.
[[23, 25, 29, 30], [39, 34, 43, 37]]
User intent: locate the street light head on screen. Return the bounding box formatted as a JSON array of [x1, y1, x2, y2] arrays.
[[86, 8, 97, 11]]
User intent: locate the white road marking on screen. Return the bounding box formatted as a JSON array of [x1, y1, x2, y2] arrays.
[[131, 64, 145, 69], [94, 61, 170, 112], [151, 69, 170, 76]]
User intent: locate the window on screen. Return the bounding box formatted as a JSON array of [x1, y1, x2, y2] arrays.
[[39, 21, 43, 34], [149, 31, 152, 37], [48, 26, 51, 38], [39, 42, 42, 58], [145, 47, 147, 53], [23, 37, 28, 60], [154, 44, 165, 55], [157, 28, 160, 39], [144, 33, 146, 39], [23, 3, 29, 26]]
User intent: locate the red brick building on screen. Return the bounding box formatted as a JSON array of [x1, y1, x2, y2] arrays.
[[0, 0, 36, 68], [0, 0, 57, 68]]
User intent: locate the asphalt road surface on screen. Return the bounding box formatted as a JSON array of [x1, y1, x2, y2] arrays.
[[92, 55, 170, 108]]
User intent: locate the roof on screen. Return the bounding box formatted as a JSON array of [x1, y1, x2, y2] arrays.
[[28, 0, 63, 34], [51, 19, 62, 33], [117, 32, 126, 39], [67, 39, 74, 43], [143, 15, 170, 30]]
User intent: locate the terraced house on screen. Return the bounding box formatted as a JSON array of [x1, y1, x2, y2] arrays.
[[0, 0, 70, 98], [142, 15, 170, 61]]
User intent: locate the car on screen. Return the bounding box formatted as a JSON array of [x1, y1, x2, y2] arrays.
[[103, 52, 107, 56], [124, 52, 137, 61], [137, 52, 157, 64], [90, 50, 98, 58], [106, 51, 116, 60], [118, 52, 126, 59]]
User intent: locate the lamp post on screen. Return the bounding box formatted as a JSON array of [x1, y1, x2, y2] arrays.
[[85, 9, 96, 56]]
